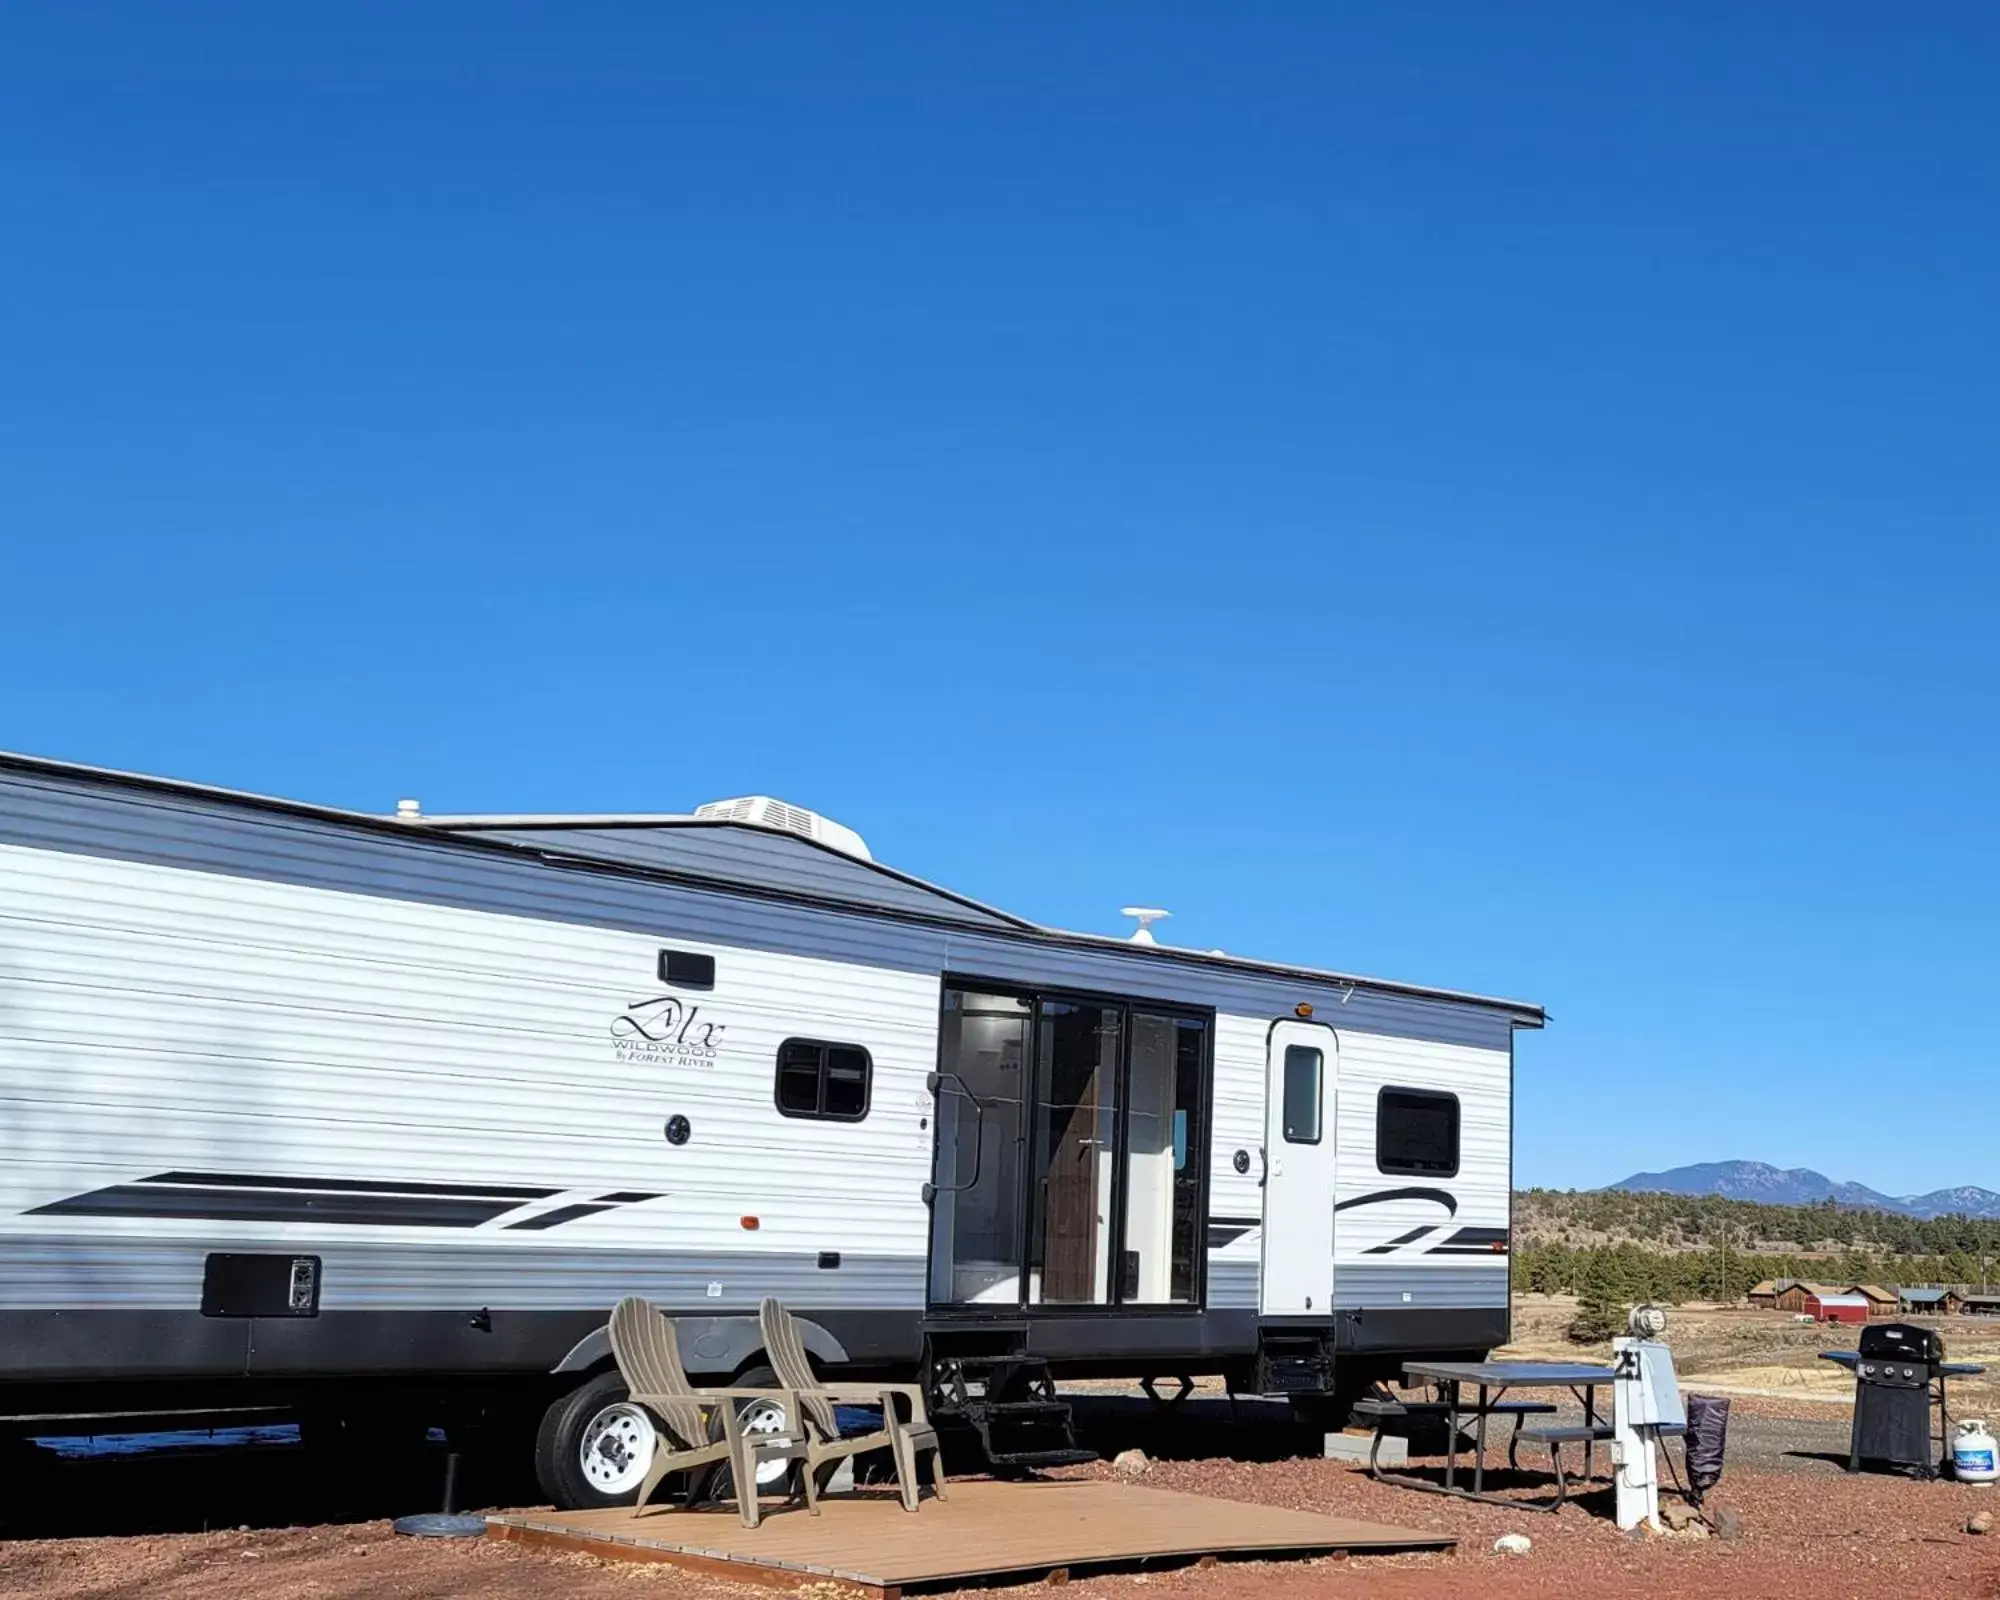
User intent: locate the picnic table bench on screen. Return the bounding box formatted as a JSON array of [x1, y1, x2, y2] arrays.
[[1351, 1396, 1558, 1472], [1356, 1361, 1637, 1511], [1512, 1418, 1686, 1505]]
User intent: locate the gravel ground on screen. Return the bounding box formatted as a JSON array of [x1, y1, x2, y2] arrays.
[[1069, 1392, 1862, 1476], [4, 1395, 1997, 1600]]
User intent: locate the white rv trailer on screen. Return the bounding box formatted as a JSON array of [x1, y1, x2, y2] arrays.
[[0, 753, 1541, 1506]]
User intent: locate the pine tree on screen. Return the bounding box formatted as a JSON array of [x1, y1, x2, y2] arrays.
[[1567, 1250, 1628, 1345]]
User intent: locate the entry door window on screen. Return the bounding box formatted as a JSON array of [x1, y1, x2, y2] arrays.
[[1281, 1045, 1323, 1143], [1119, 1013, 1209, 1304], [1029, 1001, 1122, 1305]]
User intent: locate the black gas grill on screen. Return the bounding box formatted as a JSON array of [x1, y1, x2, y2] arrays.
[[1821, 1322, 1984, 1479]]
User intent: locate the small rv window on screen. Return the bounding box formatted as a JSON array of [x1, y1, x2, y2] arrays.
[[658, 950, 716, 990], [1376, 1088, 1459, 1177], [775, 1039, 872, 1122], [1281, 1046, 1322, 1144]]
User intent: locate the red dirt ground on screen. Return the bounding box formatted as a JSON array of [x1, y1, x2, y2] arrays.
[[5, 1405, 1998, 1599]]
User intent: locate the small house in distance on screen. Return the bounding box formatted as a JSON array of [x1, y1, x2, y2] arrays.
[[1804, 1290, 1871, 1325], [1898, 1286, 1963, 1316], [1747, 1278, 1786, 1310], [1962, 1293, 2000, 1318], [1846, 1284, 1899, 1318]]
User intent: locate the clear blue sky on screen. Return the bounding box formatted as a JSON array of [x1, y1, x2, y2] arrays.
[[3, 5, 1994, 1195]]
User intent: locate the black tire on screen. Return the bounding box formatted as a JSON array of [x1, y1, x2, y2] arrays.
[[535, 1370, 666, 1511], [698, 1363, 801, 1505]]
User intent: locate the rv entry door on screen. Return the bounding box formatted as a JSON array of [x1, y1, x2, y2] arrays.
[[1260, 1019, 1337, 1316]]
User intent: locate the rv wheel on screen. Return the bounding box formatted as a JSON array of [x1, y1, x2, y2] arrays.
[[698, 1364, 801, 1504], [536, 1371, 663, 1510]]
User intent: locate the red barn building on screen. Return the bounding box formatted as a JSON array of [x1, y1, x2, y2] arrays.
[[1806, 1291, 1870, 1325], [1775, 1281, 1837, 1314], [1847, 1284, 1899, 1319]]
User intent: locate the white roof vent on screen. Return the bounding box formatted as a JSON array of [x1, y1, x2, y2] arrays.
[[1120, 907, 1171, 945], [695, 796, 872, 861]]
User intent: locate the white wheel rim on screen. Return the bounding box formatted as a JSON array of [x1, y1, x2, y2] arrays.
[[579, 1402, 656, 1496], [738, 1398, 794, 1488]]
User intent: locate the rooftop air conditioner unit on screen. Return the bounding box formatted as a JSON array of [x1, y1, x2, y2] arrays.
[[694, 796, 872, 861]]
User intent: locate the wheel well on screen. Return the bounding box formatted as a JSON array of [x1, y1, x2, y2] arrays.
[[560, 1348, 778, 1393], [552, 1314, 851, 1380], [730, 1348, 781, 1382]]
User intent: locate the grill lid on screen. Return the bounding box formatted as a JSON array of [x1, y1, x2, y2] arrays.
[[1857, 1321, 1945, 1367]]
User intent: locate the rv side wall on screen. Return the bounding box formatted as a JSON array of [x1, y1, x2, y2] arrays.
[[0, 837, 939, 1379], [0, 760, 1524, 1407], [1199, 1019, 1511, 1325], [1330, 1030, 1510, 1312]]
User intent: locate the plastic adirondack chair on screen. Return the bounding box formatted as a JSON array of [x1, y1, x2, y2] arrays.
[[757, 1297, 947, 1513], [607, 1297, 809, 1527]]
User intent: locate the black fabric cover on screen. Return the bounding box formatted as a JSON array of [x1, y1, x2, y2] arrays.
[[1853, 1382, 1935, 1472], [1685, 1392, 1730, 1496]]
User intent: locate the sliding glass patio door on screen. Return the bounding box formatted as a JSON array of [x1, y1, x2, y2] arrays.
[[929, 981, 1211, 1311]]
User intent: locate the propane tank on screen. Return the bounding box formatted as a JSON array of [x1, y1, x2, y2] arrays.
[[1954, 1419, 1999, 1486]]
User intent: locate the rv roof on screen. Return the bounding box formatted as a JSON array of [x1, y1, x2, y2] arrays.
[[0, 750, 1546, 1025]]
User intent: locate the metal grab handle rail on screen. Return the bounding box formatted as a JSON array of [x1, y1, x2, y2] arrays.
[[923, 1070, 993, 1196]]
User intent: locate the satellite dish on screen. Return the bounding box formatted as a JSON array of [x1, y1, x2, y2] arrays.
[[1120, 907, 1171, 945]]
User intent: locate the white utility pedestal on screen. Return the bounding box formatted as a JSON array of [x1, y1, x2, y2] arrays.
[[1611, 1314, 1685, 1531]]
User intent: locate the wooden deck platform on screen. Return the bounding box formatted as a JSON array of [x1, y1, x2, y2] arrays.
[[485, 1479, 1454, 1596]]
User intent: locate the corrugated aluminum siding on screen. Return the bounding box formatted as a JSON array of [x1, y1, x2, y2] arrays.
[[0, 759, 1527, 1326]]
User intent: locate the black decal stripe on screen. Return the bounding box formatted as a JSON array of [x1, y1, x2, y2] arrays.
[[596, 1191, 661, 1204], [505, 1203, 615, 1231], [31, 1186, 519, 1227], [1364, 1225, 1441, 1255], [1206, 1224, 1256, 1248], [1425, 1226, 1508, 1255], [1209, 1215, 1260, 1227], [1334, 1187, 1458, 1216], [1428, 1226, 1510, 1256], [147, 1171, 559, 1200]]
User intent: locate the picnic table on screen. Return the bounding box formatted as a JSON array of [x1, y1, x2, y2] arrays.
[[1356, 1359, 1646, 1510]]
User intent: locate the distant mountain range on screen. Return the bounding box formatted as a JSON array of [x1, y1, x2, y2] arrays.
[[1607, 1160, 2000, 1221]]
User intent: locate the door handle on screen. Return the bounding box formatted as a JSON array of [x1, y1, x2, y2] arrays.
[[924, 1070, 991, 1195]]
